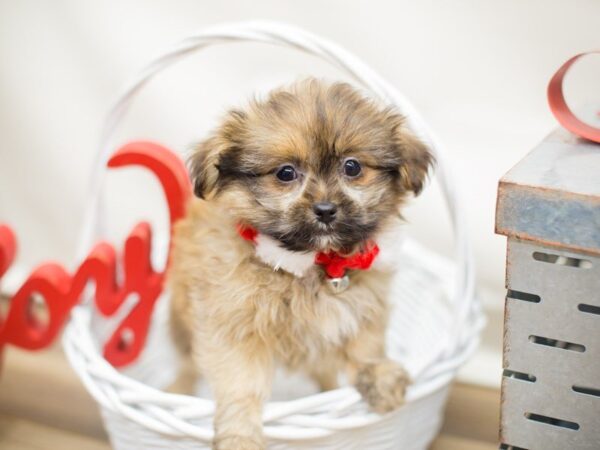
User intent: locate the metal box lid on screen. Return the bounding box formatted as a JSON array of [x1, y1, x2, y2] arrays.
[[496, 128, 600, 255]]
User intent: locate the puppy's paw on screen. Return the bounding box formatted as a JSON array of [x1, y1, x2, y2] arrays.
[[356, 361, 411, 414], [213, 434, 265, 450]]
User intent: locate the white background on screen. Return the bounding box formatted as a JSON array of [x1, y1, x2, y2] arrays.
[[1, 0, 599, 385]]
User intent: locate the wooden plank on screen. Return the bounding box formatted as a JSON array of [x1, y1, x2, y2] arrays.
[[431, 434, 497, 450], [0, 417, 492, 450], [0, 345, 106, 439], [441, 383, 500, 443], [0, 414, 110, 450]]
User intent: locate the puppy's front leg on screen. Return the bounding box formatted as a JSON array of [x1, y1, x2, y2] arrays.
[[345, 326, 411, 414], [205, 338, 273, 450]]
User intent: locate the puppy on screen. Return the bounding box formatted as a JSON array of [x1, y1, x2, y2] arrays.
[[168, 79, 433, 450]]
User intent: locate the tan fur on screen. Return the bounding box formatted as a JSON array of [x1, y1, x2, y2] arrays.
[[168, 79, 432, 450]]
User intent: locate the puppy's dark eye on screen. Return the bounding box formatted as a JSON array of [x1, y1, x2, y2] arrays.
[[276, 165, 298, 182], [343, 158, 362, 177]]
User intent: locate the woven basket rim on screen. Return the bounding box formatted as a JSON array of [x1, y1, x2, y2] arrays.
[[63, 303, 480, 441]]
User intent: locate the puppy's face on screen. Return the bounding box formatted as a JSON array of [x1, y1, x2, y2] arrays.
[[190, 80, 433, 253]]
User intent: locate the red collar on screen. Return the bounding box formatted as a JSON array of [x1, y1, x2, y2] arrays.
[[237, 224, 379, 279]]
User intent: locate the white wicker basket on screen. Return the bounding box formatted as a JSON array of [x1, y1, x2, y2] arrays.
[[62, 21, 483, 450]]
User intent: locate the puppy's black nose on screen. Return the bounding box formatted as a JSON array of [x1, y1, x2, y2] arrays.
[[313, 202, 337, 224]]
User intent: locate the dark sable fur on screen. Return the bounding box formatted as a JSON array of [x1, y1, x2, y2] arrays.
[[188, 78, 434, 252]]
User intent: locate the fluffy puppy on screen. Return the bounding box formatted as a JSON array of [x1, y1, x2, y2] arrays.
[[168, 79, 433, 450]]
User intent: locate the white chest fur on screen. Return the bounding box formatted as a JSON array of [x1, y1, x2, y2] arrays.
[[254, 233, 316, 277]]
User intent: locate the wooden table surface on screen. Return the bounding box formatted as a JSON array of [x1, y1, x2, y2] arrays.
[[0, 345, 500, 449]]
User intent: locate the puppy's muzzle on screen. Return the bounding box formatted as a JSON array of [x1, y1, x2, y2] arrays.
[[313, 202, 337, 224]]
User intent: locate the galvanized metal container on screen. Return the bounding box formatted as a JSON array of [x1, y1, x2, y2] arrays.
[[496, 128, 600, 450]]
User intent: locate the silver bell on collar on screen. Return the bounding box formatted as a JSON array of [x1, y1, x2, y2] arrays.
[[327, 275, 350, 294]]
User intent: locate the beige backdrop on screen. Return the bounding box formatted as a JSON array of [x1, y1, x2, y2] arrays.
[[1, 0, 599, 384]]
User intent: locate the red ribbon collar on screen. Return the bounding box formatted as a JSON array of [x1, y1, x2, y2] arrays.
[[314, 246, 379, 278], [237, 224, 379, 278]]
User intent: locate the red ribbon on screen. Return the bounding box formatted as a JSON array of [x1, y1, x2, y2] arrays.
[[237, 224, 259, 242], [548, 51, 600, 144], [314, 244, 379, 279]]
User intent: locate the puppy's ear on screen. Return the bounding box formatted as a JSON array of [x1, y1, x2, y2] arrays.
[[188, 137, 221, 199], [397, 129, 434, 196], [188, 109, 247, 199]]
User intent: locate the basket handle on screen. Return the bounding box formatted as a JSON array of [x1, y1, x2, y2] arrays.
[[78, 21, 477, 356]]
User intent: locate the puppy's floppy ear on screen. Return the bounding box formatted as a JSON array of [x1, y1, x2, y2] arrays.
[[188, 109, 247, 199], [188, 137, 221, 199], [397, 129, 435, 196]]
